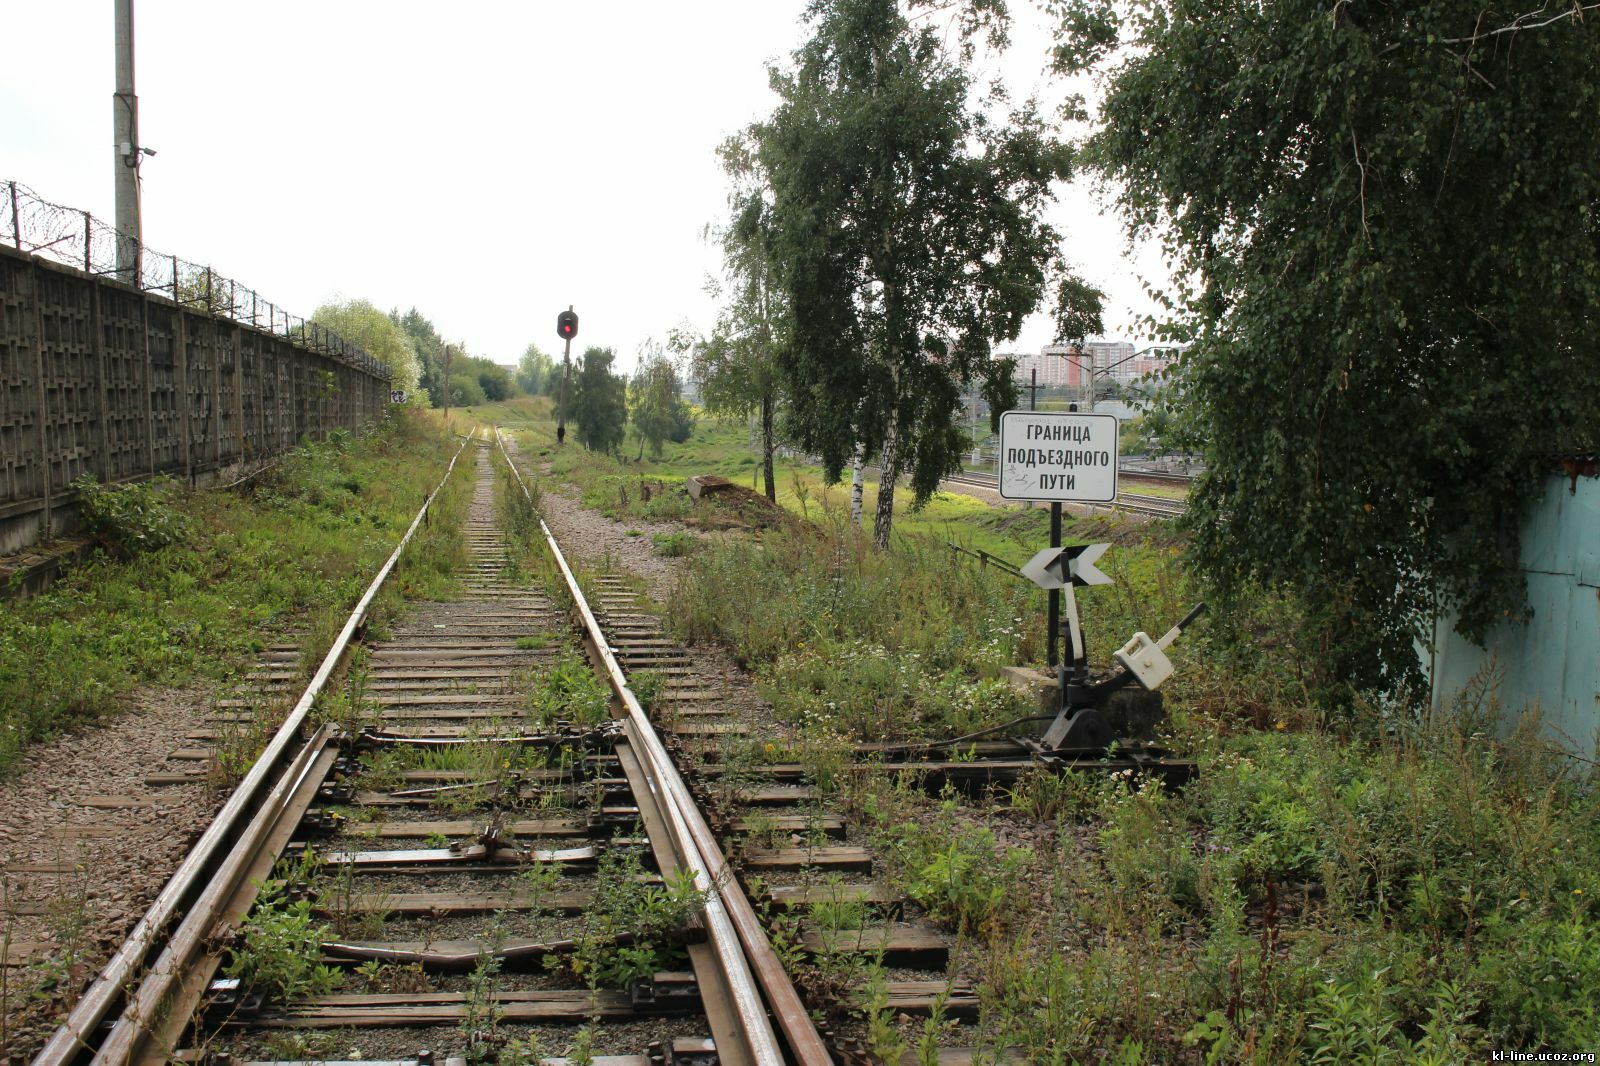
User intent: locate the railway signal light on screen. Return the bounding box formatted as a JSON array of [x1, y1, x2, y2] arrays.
[[557, 310, 578, 342]]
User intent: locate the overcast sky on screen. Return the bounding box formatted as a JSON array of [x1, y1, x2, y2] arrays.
[[2, 1, 1167, 372]]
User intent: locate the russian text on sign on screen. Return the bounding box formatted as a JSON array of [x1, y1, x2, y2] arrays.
[[996, 411, 1120, 503]]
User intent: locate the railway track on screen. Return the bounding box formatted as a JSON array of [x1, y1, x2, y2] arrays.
[[36, 428, 1192, 1066], [35, 434, 815, 1066]]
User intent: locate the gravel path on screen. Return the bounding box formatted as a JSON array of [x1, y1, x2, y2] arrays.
[[535, 480, 692, 594], [0, 676, 249, 1054]]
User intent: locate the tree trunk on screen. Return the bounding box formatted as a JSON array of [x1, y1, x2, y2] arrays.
[[760, 390, 776, 502], [850, 445, 866, 524], [872, 407, 899, 550]]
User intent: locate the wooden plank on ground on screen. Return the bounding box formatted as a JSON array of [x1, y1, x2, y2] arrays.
[[742, 846, 872, 873]]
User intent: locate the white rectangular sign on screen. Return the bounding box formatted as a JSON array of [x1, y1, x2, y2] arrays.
[[997, 410, 1119, 502]]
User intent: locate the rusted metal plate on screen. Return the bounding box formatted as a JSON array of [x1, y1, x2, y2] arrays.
[[259, 986, 696, 1027]]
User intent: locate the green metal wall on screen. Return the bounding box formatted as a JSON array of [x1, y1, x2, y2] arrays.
[[1430, 472, 1600, 760]]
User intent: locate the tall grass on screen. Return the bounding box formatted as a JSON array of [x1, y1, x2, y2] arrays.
[[0, 411, 465, 774]]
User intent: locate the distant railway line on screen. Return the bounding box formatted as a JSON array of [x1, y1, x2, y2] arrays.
[[941, 470, 1190, 518]]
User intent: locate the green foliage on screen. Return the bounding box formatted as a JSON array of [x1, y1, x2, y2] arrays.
[[695, 154, 787, 501], [569, 346, 628, 454], [450, 371, 488, 407], [650, 531, 698, 557], [526, 650, 611, 728], [629, 353, 695, 460], [459, 952, 505, 1062], [1059, 0, 1600, 693], [880, 803, 1033, 935], [224, 869, 341, 1003], [517, 342, 555, 395], [751, 0, 1100, 546], [70, 474, 191, 558], [392, 306, 446, 406], [670, 515, 1040, 742], [568, 847, 705, 990], [0, 412, 465, 774], [475, 360, 514, 402], [312, 298, 421, 400]]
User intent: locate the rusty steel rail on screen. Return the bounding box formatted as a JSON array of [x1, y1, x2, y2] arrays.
[[494, 428, 830, 1065], [35, 434, 472, 1066]]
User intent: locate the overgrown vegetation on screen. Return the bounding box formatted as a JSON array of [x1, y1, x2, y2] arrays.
[[667, 486, 1600, 1058], [1055, 0, 1600, 695], [564, 846, 705, 990], [0, 412, 467, 774], [526, 651, 612, 728], [224, 855, 341, 1004], [839, 695, 1600, 1060], [69, 474, 192, 557]]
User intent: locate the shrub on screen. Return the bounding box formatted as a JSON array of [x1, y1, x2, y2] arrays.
[[527, 650, 611, 727], [651, 531, 698, 557], [224, 878, 341, 1003], [71, 475, 191, 557]]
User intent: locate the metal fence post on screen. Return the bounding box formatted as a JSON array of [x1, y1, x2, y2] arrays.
[[175, 306, 192, 483], [9, 181, 20, 249], [30, 264, 53, 537], [83, 211, 92, 273]]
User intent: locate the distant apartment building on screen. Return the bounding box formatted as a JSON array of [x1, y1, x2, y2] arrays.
[[1002, 342, 1131, 387], [997, 340, 1186, 392], [1130, 343, 1187, 381]]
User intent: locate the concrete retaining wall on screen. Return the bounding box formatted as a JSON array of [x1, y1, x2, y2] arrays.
[[0, 244, 391, 554]]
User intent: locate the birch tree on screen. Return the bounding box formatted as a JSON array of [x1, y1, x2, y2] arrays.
[[1057, 0, 1600, 693], [694, 143, 787, 502], [752, 0, 1095, 548]]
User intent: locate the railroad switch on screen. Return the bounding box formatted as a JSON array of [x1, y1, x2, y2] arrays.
[[954, 540, 1205, 777], [298, 808, 344, 836], [201, 977, 264, 1023], [630, 971, 701, 1012]]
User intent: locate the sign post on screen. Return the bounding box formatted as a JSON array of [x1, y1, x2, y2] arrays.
[[997, 409, 1121, 724]]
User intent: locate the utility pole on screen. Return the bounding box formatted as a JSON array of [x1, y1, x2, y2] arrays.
[[442, 343, 452, 428], [113, 0, 143, 285]]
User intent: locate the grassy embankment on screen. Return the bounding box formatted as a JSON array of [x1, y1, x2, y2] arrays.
[[0, 411, 471, 775], [521, 410, 1598, 1061], [498, 409, 1146, 563]]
